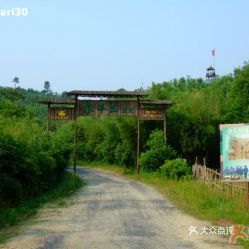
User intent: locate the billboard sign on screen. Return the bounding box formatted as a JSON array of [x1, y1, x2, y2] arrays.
[[139, 109, 165, 120], [47, 100, 167, 121], [77, 100, 137, 117], [220, 124, 249, 182]]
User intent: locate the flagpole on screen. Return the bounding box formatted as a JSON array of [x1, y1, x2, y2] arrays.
[[210, 49, 216, 79]]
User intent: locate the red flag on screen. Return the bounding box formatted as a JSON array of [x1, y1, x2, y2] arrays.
[[211, 49, 215, 56]]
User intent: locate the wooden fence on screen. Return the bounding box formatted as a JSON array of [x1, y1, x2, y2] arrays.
[[192, 163, 249, 208]]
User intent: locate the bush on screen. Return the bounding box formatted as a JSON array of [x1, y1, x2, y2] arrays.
[[0, 131, 71, 206], [140, 130, 177, 171], [114, 141, 136, 168], [160, 159, 191, 180], [0, 174, 23, 205], [0, 87, 72, 207]]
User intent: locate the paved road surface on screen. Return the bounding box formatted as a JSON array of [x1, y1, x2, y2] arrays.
[[1, 168, 242, 249]]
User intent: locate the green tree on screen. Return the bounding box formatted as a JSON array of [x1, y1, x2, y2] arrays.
[[140, 130, 177, 172], [224, 63, 249, 122], [43, 81, 53, 95]]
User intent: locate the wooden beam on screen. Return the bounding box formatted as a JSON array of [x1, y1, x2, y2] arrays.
[[67, 90, 148, 98]]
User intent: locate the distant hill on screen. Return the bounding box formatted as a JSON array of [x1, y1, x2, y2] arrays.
[[0, 86, 66, 121]]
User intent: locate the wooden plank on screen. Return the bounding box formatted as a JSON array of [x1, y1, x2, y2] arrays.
[[77, 100, 167, 120]]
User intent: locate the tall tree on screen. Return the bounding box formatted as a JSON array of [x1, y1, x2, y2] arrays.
[[43, 81, 52, 94]]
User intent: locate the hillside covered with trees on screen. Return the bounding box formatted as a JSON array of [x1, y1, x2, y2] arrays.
[[76, 62, 249, 171], [0, 62, 248, 210]]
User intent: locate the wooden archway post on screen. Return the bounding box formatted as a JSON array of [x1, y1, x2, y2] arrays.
[[73, 95, 78, 175], [47, 103, 51, 136], [163, 110, 167, 143], [136, 96, 141, 174]]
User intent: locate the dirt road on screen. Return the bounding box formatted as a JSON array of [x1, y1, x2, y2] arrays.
[[1, 168, 242, 249]]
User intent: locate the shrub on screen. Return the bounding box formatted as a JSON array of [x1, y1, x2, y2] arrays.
[[140, 130, 177, 171], [0, 87, 72, 207], [160, 159, 191, 180], [0, 174, 23, 205], [0, 131, 71, 206], [114, 142, 136, 168]]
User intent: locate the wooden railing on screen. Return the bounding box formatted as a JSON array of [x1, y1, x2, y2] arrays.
[[192, 163, 249, 208]]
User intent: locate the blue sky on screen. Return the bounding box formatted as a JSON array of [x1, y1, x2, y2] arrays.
[[0, 0, 249, 92]]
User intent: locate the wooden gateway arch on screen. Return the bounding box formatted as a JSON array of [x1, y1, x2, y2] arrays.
[[40, 90, 172, 174]]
